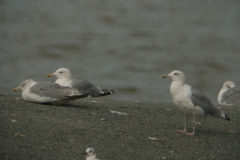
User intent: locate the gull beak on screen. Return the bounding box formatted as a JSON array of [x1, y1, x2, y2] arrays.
[[46, 73, 55, 77], [83, 152, 87, 155], [13, 87, 20, 92], [161, 75, 169, 78]]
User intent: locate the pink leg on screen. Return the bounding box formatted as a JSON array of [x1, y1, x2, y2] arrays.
[[185, 115, 195, 136], [175, 115, 188, 133]]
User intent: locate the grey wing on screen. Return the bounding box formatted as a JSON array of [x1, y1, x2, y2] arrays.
[[191, 88, 222, 116], [30, 82, 79, 99], [71, 78, 103, 96], [222, 87, 240, 106]]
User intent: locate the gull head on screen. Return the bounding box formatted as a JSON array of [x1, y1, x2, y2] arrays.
[[162, 70, 185, 82], [13, 79, 35, 92], [221, 81, 235, 91], [83, 147, 96, 157], [47, 68, 72, 79]]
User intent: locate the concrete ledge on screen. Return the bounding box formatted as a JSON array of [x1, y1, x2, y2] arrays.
[[0, 95, 239, 159]]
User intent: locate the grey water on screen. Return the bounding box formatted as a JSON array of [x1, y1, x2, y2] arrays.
[[0, 0, 240, 104]]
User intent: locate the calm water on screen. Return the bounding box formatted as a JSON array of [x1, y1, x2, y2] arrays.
[[1, 0, 240, 104]]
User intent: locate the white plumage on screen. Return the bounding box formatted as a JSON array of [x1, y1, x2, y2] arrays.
[[162, 70, 230, 136], [218, 81, 240, 107], [83, 147, 100, 160], [13, 79, 89, 105], [47, 68, 114, 97]]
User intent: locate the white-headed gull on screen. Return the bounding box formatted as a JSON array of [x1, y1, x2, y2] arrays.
[[13, 79, 89, 105], [83, 147, 100, 160], [47, 68, 114, 97], [218, 81, 240, 107], [162, 70, 230, 136]]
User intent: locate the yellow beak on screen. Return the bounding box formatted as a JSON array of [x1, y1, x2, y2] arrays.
[[161, 75, 169, 78], [13, 87, 20, 92], [46, 73, 55, 77]]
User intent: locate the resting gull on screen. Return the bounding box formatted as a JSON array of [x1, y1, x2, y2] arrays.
[[13, 79, 89, 105], [162, 70, 230, 136], [83, 147, 100, 160], [47, 68, 114, 97], [218, 81, 240, 106]]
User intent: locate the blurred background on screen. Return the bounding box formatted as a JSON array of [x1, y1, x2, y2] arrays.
[[0, 0, 240, 104]]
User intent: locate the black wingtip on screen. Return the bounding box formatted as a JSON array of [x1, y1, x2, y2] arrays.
[[99, 89, 114, 97], [225, 115, 230, 121]]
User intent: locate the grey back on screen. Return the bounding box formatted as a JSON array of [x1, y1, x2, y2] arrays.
[[191, 88, 222, 116], [30, 82, 78, 99], [71, 78, 102, 96], [222, 86, 240, 106]]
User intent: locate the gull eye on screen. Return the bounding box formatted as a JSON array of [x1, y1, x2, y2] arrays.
[[89, 150, 92, 153], [21, 83, 25, 87], [59, 72, 63, 73], [174, 73, 178, 75]]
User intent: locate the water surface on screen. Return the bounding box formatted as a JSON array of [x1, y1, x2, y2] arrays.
[[1, 0, 240, 104]]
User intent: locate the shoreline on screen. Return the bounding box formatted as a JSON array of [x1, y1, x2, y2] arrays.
[[0, 95, 239, 159]]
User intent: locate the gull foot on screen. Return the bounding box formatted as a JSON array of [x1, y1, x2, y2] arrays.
[[185, 132, 195, 136], [175, 130, 186, 134]]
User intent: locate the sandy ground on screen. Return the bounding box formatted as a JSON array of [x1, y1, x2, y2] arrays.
[[0, 95, 239, 160]]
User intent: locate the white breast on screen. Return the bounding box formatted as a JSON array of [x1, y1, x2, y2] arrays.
[[170, 83, 205, 116], [217, 89, 226, 105], [55, 79, 72, 87]]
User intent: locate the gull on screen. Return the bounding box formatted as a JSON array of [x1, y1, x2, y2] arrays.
[[83, 147, 100, 160], [218, 81, 240, 106], [162, 70, 230, 136], [13, 79, 89, 105], [47, 68, 114, 97]]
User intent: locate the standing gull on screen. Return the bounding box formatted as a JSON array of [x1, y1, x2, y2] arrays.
[[13, 79, 89, 105], [162, 70, 230, 136], [218, 81, 240, 106], [47, 68, 114, 97], [83, 147, 100, 160]]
